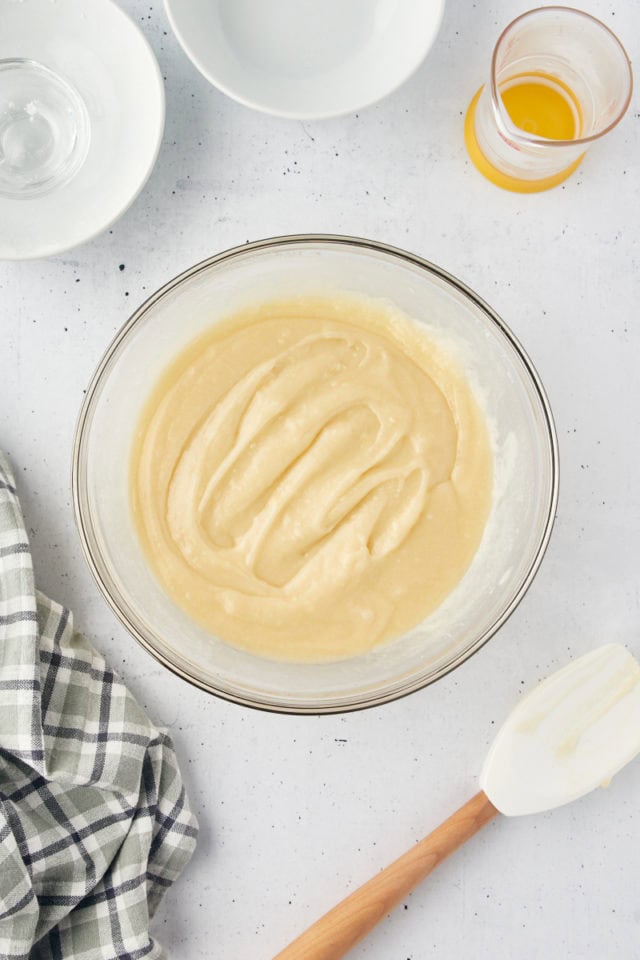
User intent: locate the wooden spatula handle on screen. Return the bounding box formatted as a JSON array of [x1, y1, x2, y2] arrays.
[[273, 790, 498, 960]]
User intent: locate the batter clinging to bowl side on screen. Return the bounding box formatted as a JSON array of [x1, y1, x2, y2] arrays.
[[130, 295, 493, 663]]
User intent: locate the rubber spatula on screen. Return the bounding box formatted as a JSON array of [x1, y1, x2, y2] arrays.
[[273, 644, 640, 960]]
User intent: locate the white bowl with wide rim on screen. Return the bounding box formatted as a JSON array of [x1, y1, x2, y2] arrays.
[[165, 0, 446, 118], [0, 0, 164, 260], [73, 235, 558, 715]]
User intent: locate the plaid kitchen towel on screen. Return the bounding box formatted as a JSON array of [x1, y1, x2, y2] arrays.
[[0, 451, 198, 960]]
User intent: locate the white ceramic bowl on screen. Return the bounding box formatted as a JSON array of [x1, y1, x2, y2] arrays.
[[164, 0, 445, 118], [0, 0, 164, 260], [73, 236, 558, 714]]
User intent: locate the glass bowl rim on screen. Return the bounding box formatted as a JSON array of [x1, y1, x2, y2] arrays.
[[72, 233, 560, 715]]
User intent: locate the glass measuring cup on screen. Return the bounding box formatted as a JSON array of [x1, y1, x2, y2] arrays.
[[464, 6, 633, 193]]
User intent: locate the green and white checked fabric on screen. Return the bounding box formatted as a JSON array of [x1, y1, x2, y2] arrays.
[[0, 452, 198, 960]]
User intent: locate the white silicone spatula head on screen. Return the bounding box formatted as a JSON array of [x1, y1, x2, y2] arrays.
[[480, 643, 640, 816], [274, 644, 640, 960]]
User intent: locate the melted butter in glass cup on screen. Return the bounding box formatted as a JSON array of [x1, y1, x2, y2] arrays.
[[0, 59, 90, 199], [465, 7, 633, 193]]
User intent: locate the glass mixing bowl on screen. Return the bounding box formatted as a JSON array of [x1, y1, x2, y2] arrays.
[[73, 236, 558, 714]]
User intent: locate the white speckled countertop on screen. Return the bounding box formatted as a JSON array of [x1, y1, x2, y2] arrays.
[[2, 1, 640, 957]]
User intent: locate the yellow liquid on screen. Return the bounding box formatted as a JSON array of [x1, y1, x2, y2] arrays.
[[500, 74, 578, 141]]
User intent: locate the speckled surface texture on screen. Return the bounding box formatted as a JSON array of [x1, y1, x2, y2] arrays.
[[2, 1, 640, 957]]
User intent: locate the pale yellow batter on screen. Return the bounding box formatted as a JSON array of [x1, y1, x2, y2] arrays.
[[130, 296, 493, 662]]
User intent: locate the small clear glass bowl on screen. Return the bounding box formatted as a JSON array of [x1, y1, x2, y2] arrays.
[[0, 59, 90, 199], [73, 236, 558, 714]]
